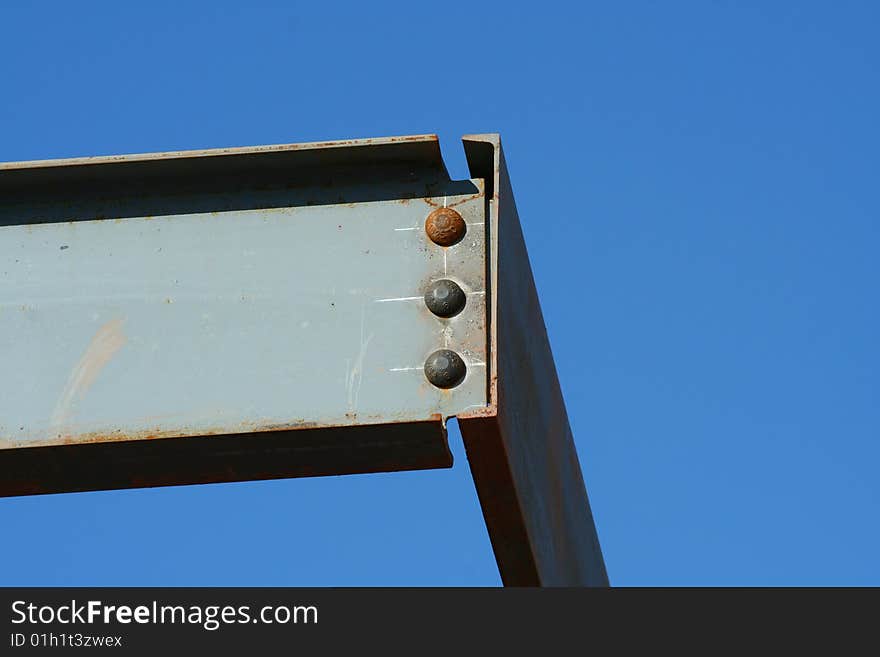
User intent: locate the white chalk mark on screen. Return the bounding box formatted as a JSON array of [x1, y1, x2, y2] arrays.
[[374, 296, 421, 303], [469, 362, 487, 367], [467, 222, 484, 226], [443, 196, 447, 208], [443, 250, 447, 275], [468, 291, 485, 296], [394, 226, 420, 232], [389, 367, 422, 372]]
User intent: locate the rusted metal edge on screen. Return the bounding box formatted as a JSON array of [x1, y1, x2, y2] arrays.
[[0, 134, 442, 171], [0, 418, 451, 497], [456, 134, 609, 587], [0, 134, 448, 201], [0, 413, 449, 452]]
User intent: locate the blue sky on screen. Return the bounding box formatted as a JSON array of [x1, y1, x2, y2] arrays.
[[1, 1, 878, 585]]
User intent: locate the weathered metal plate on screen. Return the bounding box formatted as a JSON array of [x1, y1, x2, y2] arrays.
[[1, 188, 486, 449], [458, 134, 607, 586]]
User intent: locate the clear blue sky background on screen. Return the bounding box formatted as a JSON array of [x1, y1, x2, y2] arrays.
[[1, 2, 877, 586]]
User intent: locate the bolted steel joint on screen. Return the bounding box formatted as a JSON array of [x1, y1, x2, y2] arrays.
[[424, 279, 467, 318], [424, 349, 467, 389], [425, 208, 466, 246]]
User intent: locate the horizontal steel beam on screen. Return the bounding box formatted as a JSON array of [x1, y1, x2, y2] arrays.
[[1, 135, 487, 493]]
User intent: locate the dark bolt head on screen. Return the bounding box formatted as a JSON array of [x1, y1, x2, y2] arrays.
[[424, 349, 467, 389], [425, 208, 466, 246], [424, 279, 467, 318]]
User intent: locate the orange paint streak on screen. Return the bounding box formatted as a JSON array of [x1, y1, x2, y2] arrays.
[[50, 318, 127, 428]]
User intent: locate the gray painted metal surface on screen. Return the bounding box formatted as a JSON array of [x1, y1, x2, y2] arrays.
[[1, 186, 486, 448]]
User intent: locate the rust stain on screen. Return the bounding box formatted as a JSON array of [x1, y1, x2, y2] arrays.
[[1, 412, 445, 451], [423, 190, 483, 209], [49, 318, 127, 429]]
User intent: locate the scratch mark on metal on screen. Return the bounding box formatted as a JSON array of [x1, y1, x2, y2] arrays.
[[346, 305, 374, 413]]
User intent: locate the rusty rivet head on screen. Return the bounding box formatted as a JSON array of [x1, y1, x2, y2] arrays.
[[424, 279, 467, 318], [425, 207, 466, 246], [424, 349, 467, 389]]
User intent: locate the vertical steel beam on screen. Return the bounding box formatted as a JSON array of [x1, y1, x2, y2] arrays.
[[458, 135, 608, 587]]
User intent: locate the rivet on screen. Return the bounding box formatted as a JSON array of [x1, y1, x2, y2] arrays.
[[424, 279, 467, 318], [424, 349, 467, 389], [425, 208, 466, 246]]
